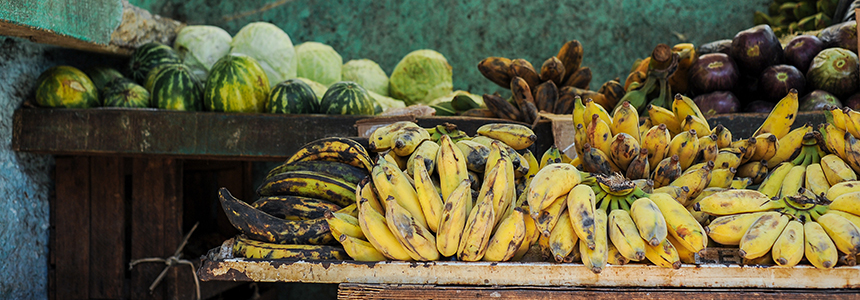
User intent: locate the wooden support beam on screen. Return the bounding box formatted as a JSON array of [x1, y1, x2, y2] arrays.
[[52, 156, 91, 300], [88, 157, 126, 299]]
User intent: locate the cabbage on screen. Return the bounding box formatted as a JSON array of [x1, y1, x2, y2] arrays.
[[342, 59, 389, 96], [368, 90, 406, 112], [296, 77, 329, 101], [427, 90, 484, 107], [295, 42, 342, 86], [173, 25, 232, 82], [389, 49, 453, 105], [230, 22, 297, 87]]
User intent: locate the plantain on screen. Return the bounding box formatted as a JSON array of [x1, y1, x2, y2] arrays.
[[533, 80, 559, 113], [563, 66, 592, 90], [477, 57, 513, 88], [557, 39, 584, 83], [483, 93, 523, 121], [257, 171, 357, 207], [539, 56, 566, 86], [555, 86, 578, 114], [252, 195, 342, 221], [285, 137, 373, 172], [265, 160, 368, 185], [510, 58, 541, 90], [233, 235, 348, 260]]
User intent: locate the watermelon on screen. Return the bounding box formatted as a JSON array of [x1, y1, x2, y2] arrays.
[[83, 66, 124, 90], [101, 78, 151, 108], [319, 81, 374, 115], [204, 53, 270, 113], [145, 63, 204, 111], [266, 79, 319, 114], [129, 42, 182, 84], [35, 65, 100, 108]]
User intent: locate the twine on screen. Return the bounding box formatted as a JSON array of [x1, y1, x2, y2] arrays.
[[129, 222, 201, 300]]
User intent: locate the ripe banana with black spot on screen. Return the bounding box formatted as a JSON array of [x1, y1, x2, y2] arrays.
[[374, 159, 428, 229], [457, 195, 496, 261], [368, 121, 421, 152], [406, 141, 439, 177], [233, 235, 349, 260], [650, 192, 708, 253], [413, 157, 444, 233], [286, 137, 374, 172], [644, 237, 682, 269], [630, 197, 668, 247], [436, 179, 472, 257], [610, 101, 641, 141], [771, 219, 804, 267], [666, 129, 699, 170], [707, 167, 736, 189], [767, 124, 810, 167], [714, 147, 744, 170], [739, 212, 789, 259], [437, 134, 470, 206], [383, 195, 439, 261], [647, 103, 682, 136], [806, 163, 831, 197], [817, 213, 860, 256], [257, 171, 357, 208], [549, 210, 579, 262], [711, 124, 732, 149], [357, 197, 413, 261], [821, 154, 858, 186], [705, 212, 772, 246], [483, 207, 527, 262], [567, 184, 597, 249], [609, 133, 640, 171], [652, 155, 682, 188], [608, 209, 647, 261], [695, 189, 784, 216], [641, 123, 672, 168], [580, 209, 608, 274], [390, 126, 431, 157], [805, 221, 838, 269], [476, 123, 537, 150], [736, 161, 767, 185], [527, 163, 582, 217], [752, 89, 799, 139]]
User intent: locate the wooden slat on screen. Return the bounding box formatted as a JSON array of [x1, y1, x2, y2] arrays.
[[159, 159, 195, 300], [88, 157, 126, 299], [130, 158, 169, 299], [53, 156, 90, 300], [338, 284, 860, 299]]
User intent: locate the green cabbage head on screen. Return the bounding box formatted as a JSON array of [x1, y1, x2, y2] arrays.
[[389, 49, 453, 105], [230, 22, 297, 87], [296, 42, 343, 86], [342, 59, 389, 96], [173, 25, 232, 82]]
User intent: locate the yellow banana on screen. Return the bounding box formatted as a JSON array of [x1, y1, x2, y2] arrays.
[[731, 177, 754, 189], [672, 94, 708, 131], [739, 213, 789, 259], [780, 165, 807, 198], [653, 185, 691, 207], [286, 137, 374, 172], [357, 197, 413, 261], [828, 182, 860, 203], [527, 163, 582, 217], [711, 124, 733, 149], [641, 123, 672, 168], [523, 149, 540, 187], [457, 195, 496, 261], [732, 137, 758, 164], [695, 189, 784, 215], [647, 103, 682, 136], [357, 176, 384, 214], [549, 210, 579, 262], [820, 123, 848, 158], [579, 209, 608, 274], [767, 124, 810, 167], [806, 163, 832, 197], [846, 108, 860, 139], [714, 147, 744, 170], [609, 133, 640, 171], [256, 171, 358, 207], [375, 160, 429, 229], [513, 206, 539, 261], [233, 235, 349, 260], [828, 105, 848, 131], [567, 184, 597, 249], [406, 141, 440, 177], [607, 242, 630, 265], [477, 158, 511, 227], [750, 133, 779, 162], [707, 167, 737, 189], [669, 160, 713, 199], [476, 123, 537, 151], [650, 193, 708, 253], [736, 161, 767, 185], [666, 129, 699, 170], [821, 154, 858, 186], [771, 219, 804, 267], [817, 213, 860, 256], [337, 233, 387, 261], [644, 237, 682, 269], [583, 97, 612, 128], [681, 115, 711, 138], [437, 134, 470, 206], [413, 157, 444, 233], [826, 210, 860, 229], [608, 209, 647, 261], [630, 197, 668, 247], [586, 114, 614, 157], [535, 194, 568, 237], [695, 134, 718, 165], [830, 191, 860, 216], [483, 207, 527, 262], [540, 145, 563, 170], [368, 121, 421, 152], [610, 101, 640, 141], [705, 212, 772, 246], [667, 232, 696, 264], [752, 88, 799, 139], [581, 143, 622, 175], [390, 126, 431, 157], [625, 148, 651, 180], [639, 118, 652, 144], [572, 95, 587, 131], [652, 155, 682, 188], [325, 210, 365, 240], [382, 150, 408, 170], [384, 195, 439, 261], [805, 221, 838, 269], [758, 162, 794, 199], [436, 179, 472, 257], [456, 140, 490, 173]]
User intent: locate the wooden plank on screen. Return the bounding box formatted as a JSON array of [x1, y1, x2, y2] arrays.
[[88, 157, 126, 299], [53, 156, 90, 300], [130, 158, 169, 300], [197, 259, 860, 289], [338, 284, 860, 299], [159, 159, 195, 300]]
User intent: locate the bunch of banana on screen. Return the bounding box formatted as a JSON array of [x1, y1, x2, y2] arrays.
[[695, 180, 860, 269], [620, 43, 697, 113], [220, 137, 376, 260], [820, 105, 860, 179], [478, 39, 625, 121]]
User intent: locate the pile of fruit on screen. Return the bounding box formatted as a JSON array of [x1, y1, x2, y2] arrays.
[[753, 0, 838, 36]]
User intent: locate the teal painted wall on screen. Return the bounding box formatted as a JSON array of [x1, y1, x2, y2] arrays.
[[132, 0, 769, 97], [2, 0, 123, 44]]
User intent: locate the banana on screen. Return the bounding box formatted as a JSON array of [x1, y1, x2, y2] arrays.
[[732, 137, 758, 164], [749, 133, 779, 162], [805, 221, 838, 269], [477, 57, 513, 88], [436, 179, 472, 257], [639, 118, 652, 144], [669, 160, 713, 199], [610, 101, 641, 141], [739, 213, 789, 259], [384, 195, 440, 261], [827, 105, 848, 131], [752, 89, 799, 139], [695, 189, 784, 216], [821, 154, 858, 186], [667, 232, 696, 264], [382, 150, 408, 170], [286, 137, 374, 172], [714, 147, 744, 170], [705, 212, 772, 245], [672, 94, 709, 133], [513, 206, 539, 261], [731, 177, 754, 189], [429, 123, 470, 144], [711, 124, 732, 149], [817, 213, 860, 255], [666, 129, 699, 170], [374, 160, 429, 229], [641, 124, 672, 168], [477, 159, 512, 227], [583, 97, 612, 127], [471, 136, 525, 174], [476, 123, 537, 150], [534, 194, 568, 237], [830, 191, 860, 216], [653, 185, 691, 207], [846, 108, 860, 139], [767, 124, 810, 167], [567, 184, 597, 249], [626, 148, 651, 180], [581, 143, 622, 175], [826, 210, 860, 229], [771, 219, 804, 267], [406, 141, 440, 177], [607, 242, 630, 265], [580, 209, 609, 274], [233, 235, 349, 260], [609, 133, 640, 171], [368, 121, 421, 152], [257, 171, 357, 208], [820, 123, 848, 158], [681, 115, 711, 138], [523, 149, 540, 185], [780, 165, 807, 198], [608, 209, 647, 261], [806, 163, 832, 197], [736, 161, 767, 185], [510, 58, 540, 89], [357, 197, 413, 261], [526, 163, 582, 217], [457, 195, 496, 261], [586, 114, 615, 157], [437, 134, 470, 204], [758, 162, 795, 199], [220, 188, 337, 245], [337, 233, 387, 261], [413, 157, 444, 233], [252, 195, 342, 221], [647, 104, 682, 136], [630, 197, 668, 247], [695, 134, 719, 164], [652, 155, 682, 188], [549, 210, 579, 262], [325, 210, 365, 240], [707, 167, 737, 189], [456, 140, 490, 173], [391, 126, 431, 157], [572, 96, 587, 132], [644, 237, 682, 269], [265, 160, 369, 185], [540, 145, 564, 170], [484, 207, 527, 262], [650, 192, 708, 253], [483, 93, 523, 121]]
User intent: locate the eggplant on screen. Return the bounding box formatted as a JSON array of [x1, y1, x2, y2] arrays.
[[818, 21, 858, 53], [799, 90, 842, 111], [744, 100, 776, 113], [783, 35, 824, 73], [807, 48, 860, 99], [688, 53, 739, 95], [845, 92, 860, 110], [693, 91, 741, 116], [759, 64, 806, 102], [697, 39, 732, 56], [730, 25, 784, 77]]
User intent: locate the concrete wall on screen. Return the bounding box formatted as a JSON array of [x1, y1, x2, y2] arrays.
[[132, 0, 769, 97]]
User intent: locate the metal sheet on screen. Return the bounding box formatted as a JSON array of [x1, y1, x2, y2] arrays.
[[198, 258, 860, 289]]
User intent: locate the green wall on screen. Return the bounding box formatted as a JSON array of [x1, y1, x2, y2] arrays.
[[132, 0, 769, 97]]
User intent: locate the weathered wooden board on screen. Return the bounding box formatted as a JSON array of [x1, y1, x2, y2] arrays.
[[337, 283, 860, 299], [197, 258, 860, 289], [88, 157, 126, 299], [52, 156, 91, 300]]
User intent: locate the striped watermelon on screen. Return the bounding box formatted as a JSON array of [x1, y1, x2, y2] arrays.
[[83, 66, 124, 90], [319, 81, 374, 115], [102, 78, 151, 108], [204, 53, 270, 113], [35, 65, 100, 108], [129, 42, 182, 84], [144, 63, 203, 111], [266, 79, 319, 114]]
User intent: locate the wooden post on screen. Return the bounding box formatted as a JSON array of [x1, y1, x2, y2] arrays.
[[88, 157, 126, 298], [52, 156, 91, 300]]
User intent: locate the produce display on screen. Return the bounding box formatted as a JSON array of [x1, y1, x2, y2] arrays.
[[754, 0, 837, 37]]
